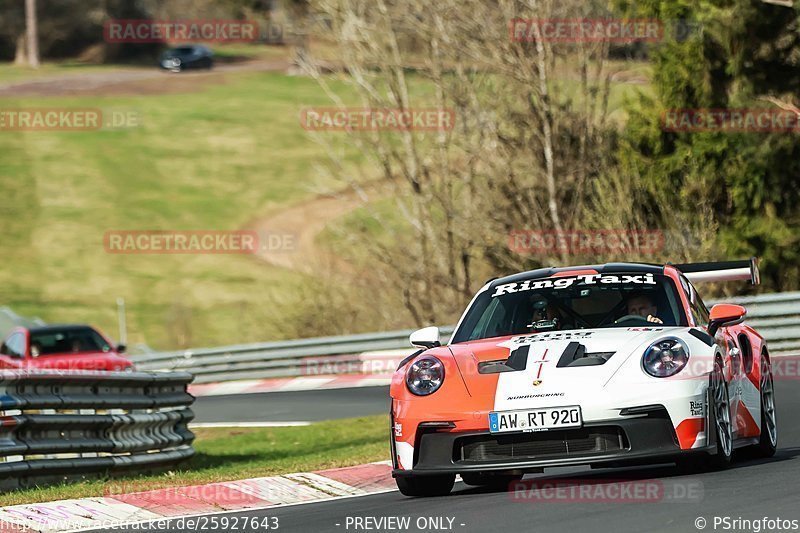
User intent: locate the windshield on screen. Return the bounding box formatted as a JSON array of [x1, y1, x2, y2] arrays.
[[452, 272, 687, 344], [30, 328, 112, 356]]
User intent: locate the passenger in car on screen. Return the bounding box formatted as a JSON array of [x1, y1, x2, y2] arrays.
[[625, 291, 663, 324]]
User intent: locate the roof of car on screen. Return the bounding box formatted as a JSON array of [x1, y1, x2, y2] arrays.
[[27, 324, 96, 334], [489, 262, 666, 288]]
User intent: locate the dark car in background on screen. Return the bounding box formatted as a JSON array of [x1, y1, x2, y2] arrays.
[[0, 324, 133, 371], [159, 44, 214, 72]]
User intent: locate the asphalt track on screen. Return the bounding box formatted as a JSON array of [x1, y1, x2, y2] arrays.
[[105, 378, 800, 533], [191, 386, 391, 423]]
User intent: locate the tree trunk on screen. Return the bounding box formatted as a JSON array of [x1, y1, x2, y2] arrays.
[[13, 34, 27, 66], [25, 0, 40, 68]]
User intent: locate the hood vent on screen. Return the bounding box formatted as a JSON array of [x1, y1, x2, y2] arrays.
[[477, 341, 616, 374], [478, 344, 530, 374], [556, 341, 614, 367]]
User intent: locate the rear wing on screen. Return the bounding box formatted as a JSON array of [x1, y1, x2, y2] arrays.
[[672, 258, 760, 285]]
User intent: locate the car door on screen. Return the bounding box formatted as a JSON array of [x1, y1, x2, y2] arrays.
[[0, 332, 26, 368]]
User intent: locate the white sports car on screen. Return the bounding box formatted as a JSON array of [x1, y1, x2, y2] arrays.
[[390, 259, 777, 496]]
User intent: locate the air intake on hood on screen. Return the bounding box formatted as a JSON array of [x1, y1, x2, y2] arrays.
[[479, 344, 531, 374], [556, 342, 614, 367]]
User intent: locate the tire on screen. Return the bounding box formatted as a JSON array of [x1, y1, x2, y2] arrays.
[[754, 355, 778, 457], [395, 474, 455, 497], [707, 359, 733, 469], [461, 472, 522, 489]]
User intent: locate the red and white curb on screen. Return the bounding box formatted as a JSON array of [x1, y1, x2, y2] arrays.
[[0, 461, 396, 532], [189, 374, 392, 397]]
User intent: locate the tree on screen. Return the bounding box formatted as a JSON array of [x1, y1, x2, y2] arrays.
[[24, 0, 39, 67], [618, 0, 800, 292]]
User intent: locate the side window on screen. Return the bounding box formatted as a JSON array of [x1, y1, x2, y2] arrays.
[[680, 275, 710, 326], [678, 276, 696, 325], [693, 293, 710, 325], [1, 333, 25, 358]]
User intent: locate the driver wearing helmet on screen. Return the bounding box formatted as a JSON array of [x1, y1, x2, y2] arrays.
[[527, 295, 562, 331], [626, 291, 663, 324]]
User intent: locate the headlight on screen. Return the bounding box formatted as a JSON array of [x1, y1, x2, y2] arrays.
[[406, 356, 445, 396], [642, 337, 690, 377]]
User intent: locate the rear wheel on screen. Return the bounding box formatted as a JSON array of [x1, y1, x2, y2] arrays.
[[395, 474, 455, 497], [754, 356, 777, 457], [461, 472, 523, 489], [708, 359, 733, 469]]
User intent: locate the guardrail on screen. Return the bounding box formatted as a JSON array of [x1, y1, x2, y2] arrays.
[[0, 370, 195, 491], [132, 292, 800, 383], [131, 327, 454, 383]]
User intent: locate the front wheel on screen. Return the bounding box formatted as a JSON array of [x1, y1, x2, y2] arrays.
[[396, 474, 455, 497], [708, 359, 733, 469]]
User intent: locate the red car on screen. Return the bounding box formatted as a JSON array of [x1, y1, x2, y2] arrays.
[[0, 324, 133, 372]]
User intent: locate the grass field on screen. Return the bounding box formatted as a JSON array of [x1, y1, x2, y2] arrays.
[[0, 415, 389, 507], [0, 63, 364, 349]]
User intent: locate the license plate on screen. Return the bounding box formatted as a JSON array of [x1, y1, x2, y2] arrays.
[[489, 406, 582, 434]]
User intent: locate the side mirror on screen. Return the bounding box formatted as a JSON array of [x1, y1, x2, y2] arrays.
[[708, 304, 746, 336], [409, 326, 441, 349], [116, 343, 127, 354]]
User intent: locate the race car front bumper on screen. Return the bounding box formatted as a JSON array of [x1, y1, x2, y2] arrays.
[[392, 405, 713, 477]]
